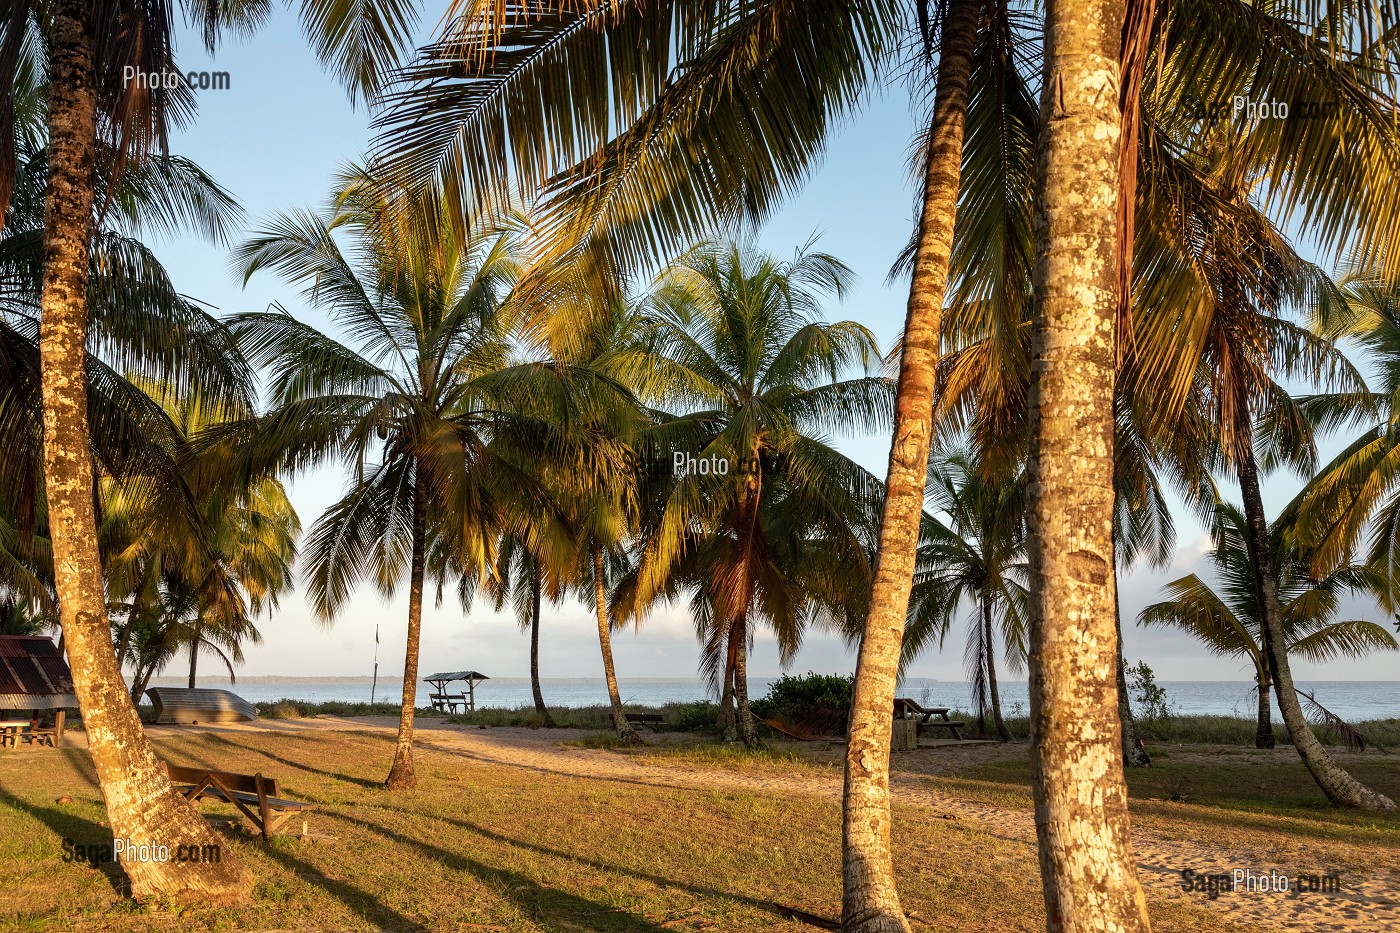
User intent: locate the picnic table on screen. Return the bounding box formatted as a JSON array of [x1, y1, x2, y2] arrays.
[[424, 671, 488, 712], [160, 761, 317, 841], [893, 698, 966, 741], [0, 714, 64, 748], [0, 720, 29, 748]]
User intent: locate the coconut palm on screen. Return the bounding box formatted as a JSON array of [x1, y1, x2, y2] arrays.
[[904, 450, 1027, 741], [101, 388, 299, 702], [0, 0, 425, 901], [227, 171, 553, 790], [1141, 501, 1397, 748], [619, 240, 888, 748], [529, 287, 662, 745], [1295, 277, 1400, 587]]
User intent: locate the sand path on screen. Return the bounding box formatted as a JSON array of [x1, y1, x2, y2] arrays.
[[151, 717, 1400, 932]]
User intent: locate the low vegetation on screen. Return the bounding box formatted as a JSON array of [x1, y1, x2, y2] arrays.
[[0, 727, 1329, 932]]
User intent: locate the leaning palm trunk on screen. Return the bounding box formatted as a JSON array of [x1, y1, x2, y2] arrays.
[[1023, 0, 1152, 929], [386, 477, 427, 789], [1236, 450, 1392, 808], [841, 2, 978, 930], [592, 546, 639, 744], [38, 0, 252, 903], [529, 562, 556, 728], [983, 603, 1011, 742]]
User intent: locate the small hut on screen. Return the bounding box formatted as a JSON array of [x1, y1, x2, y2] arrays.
[[424, 671, 489, 712], [0, 635, 76, 745]]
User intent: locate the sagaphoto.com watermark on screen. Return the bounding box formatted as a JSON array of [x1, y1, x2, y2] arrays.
[[1179, 867, 1341, 900], [123, 67, 231, 92], [63, 836, 222, 865]]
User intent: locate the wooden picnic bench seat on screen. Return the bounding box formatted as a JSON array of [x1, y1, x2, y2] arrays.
[[159, 761, 316, 841], [624, 713, 664, 729], [893, 698, 966, 740]]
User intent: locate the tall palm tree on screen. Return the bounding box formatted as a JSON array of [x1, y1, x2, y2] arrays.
[[389, 0, 1400, 917], [905, 451, 1027, 742], [228, 171, 544, 789], [482, 525, 564, 727], [621, 240, 889, 748], [1023, 1, 1153, 930], [1141, 501, 1397, 748], [0, 0, 422, 902], [529, 287, 661, 744]]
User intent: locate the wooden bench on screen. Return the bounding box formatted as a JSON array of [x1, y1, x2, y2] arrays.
[[159, 761, 316, 841], [430, 692, 471, 714], [0, 721, 29, 749], [893, 698, 966, 741], [624, 713, 664, 730]]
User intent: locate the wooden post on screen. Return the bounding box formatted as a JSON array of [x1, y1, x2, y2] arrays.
[[468, 679, 475, 711], [54, 710, 65, 747], [892, 718, 918, 752]]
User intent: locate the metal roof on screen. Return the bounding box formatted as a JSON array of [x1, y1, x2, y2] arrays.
[[422, 671, 489, 682], [0, 636, 77, 710]]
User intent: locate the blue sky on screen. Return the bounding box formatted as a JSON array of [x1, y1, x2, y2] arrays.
[[145, 8, 1398, 683]]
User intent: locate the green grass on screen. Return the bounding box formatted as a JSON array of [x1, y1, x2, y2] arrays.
[[0, 728, 1275, 932]]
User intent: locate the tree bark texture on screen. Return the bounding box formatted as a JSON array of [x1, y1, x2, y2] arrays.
[[1024, 1, 1152, 929], [39, 0, 252, 902], [385, 471, 428, 789], [841, 2, 979, 930], [593, 545, 639, 743]]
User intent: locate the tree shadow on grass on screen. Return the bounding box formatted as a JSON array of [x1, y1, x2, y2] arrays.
[[0, 783, 126, 896], [330, 810, 674, 932], [185, 731, 383, 790], [359, 803, 820, 927], [257, 843, 430, 932]]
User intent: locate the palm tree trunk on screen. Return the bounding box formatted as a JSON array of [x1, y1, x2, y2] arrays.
[[733, 613, 759, 748], [187, 631, 198, 688], [385, 473, 428, 789], [1024, 1, 1152, 928], [1254, 668, 1274, 750], [975, 671, 990, 737], [529, 561, 556, 728], [718, 634, 738, 742], [1236, 448, 1392, 808], [131, 662, 154, 706], [841, 2, 978, 929], [983, 602, 1011, 742], [38, 0, 252, 903], [1114, 579, 1150, 767], [592, 545, 638, 743]]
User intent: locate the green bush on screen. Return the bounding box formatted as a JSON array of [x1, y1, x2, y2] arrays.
[[665, 701, 720, 733], [752, 672, 853, 734]]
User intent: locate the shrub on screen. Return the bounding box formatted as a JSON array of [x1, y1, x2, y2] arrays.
[[752, 672, 853, 735], [664, 701, 720, 733]]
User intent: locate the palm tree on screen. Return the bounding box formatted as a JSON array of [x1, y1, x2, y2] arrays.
[[621, 240, 889, 748], [905, 451, 1027, 742], [1295, 277, 1400, 588], [483, 528, 563, 727], [102, 381, 299, 689], [529, 287, 661, 745], [1141, 501, 1397, 748], [0, 0, 422, 902], [228, 171, 544, 789], [1021, 1, 1153, 929]]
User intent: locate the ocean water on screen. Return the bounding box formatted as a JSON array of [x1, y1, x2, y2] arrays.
[[145, 677, 1400, 722]]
